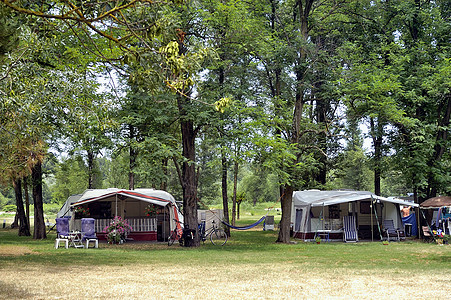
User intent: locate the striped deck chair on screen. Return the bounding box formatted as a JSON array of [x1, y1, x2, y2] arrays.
[[343, 215, 358, 243]]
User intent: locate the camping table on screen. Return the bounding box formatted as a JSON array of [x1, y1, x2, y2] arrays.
[[68, 231, 84, 248], [314, 230, 331, 242]]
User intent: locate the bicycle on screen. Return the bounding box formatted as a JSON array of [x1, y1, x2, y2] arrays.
[[198, 219, 228, 246], [168, 219, 194, 246]]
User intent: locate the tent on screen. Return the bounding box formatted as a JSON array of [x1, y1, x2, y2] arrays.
[[420, 196, 451, 235], [291, 190, 418, 241], [56, 194, 83, 218], [69, 188, 183, 241]]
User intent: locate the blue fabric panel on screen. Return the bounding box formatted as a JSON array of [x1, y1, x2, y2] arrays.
[[222, 216, 266, 230], [402, 213, 417, 236]]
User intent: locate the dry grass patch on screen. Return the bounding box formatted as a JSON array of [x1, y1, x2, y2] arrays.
[[0, 245, 35, 256], [1, 261, 450, 299]]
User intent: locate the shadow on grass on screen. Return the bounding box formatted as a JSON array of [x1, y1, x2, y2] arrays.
[[1, 228, 450, 272]]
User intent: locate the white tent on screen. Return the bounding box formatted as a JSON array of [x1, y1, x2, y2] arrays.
[[291, 190, 418, 241], [70, 188, 183, 241], [56, 194, 83, 218]]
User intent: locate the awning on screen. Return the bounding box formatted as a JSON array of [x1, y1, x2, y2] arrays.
[[420, 196, 451, 208], [71, 188, 176, 208], [294, 190, 419, 207]]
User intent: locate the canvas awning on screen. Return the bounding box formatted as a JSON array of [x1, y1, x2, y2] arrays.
[[71, 188, 177, 208], [293, 190, 419, 207], [70, 188, 183, 232]]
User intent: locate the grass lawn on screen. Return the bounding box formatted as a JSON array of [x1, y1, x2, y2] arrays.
[[0, 215, 450, 299]]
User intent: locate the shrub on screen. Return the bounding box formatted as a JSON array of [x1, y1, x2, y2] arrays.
[[3, 205, 16, 212]]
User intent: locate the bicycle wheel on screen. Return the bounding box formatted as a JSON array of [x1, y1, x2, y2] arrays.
[[210, 228, 227, 246], [168, 230, 177, 246]]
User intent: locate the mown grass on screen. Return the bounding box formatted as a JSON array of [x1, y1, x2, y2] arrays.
[[0, 224, 449, 272], [0, 220, 450, 299]]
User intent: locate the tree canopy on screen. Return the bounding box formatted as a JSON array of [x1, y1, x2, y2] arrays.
[[1, 0, 449, 244]]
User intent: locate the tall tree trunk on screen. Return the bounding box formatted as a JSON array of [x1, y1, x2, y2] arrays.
[[237, 200, 241, 220], [14, 178, 30, 236], [277, 0, 314, 244], [232, 160, 239, 226], [23, 176, 30, 226], [314, 78, 327, 185], [221, 153, 230, 237], [178, 94, 199, 247], [87, 150, 94, 189], [32, 161, 46, 239], [370, 118, 383, 196], [129, 125, 136, 190], [276, 185, 293, 243]]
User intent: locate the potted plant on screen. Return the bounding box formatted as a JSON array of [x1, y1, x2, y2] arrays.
[[103, 216, 133, 244], [144, 205, 157, 217], [315, 236, 321, 244], [382, 240, 389, 245], [73, 206, 89, 219]]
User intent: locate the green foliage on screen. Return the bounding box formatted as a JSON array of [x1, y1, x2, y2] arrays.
[[0, 191, 13, 209], [2, 204, 16, 212], [0, 6, 19, 59], [50, 156, 89, 204]]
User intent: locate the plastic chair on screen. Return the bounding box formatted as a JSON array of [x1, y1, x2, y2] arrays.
[[343, 215, 358, 242], [81, 218, 98, 248], [55, 218, 70, 249]]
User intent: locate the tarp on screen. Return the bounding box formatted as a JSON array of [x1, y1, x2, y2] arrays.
[[70, 188, 183, 233], [420, 196, 451, 208], [402, 213, 418, 236]]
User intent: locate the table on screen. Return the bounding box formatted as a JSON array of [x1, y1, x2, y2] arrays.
[[314, 230, 331, 242], [68, 231, 84, 248]]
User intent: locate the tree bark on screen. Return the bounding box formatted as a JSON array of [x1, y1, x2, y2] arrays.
[[23, 176, 30, 226], [87, 150, 94, 189], [221, 153, 230, 237], [14, 178, 30, 236], [370, 118, 383, 196], [232, 160, 239, 226], [178, 94, 199, 247], [32, 160, 46, 239], [276, 185, 293, 243], [129, 124, 136, 190]]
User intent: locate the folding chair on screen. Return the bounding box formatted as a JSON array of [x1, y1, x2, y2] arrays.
[[422, 226, 434, 243], [343, 215, 358, 242], [81, 218, 98, 248], [382, 219, 404, 242], [55, 218, 70, 249]]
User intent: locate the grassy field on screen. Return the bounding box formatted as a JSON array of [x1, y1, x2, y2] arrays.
[[0, 213, 450, 299]]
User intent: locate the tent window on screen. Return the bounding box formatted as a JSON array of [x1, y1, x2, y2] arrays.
[[360, 201, 371, 214], [328, 205, 340, 219]]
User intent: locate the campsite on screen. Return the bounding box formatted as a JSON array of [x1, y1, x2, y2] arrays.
[[1, 0, 451, 298], [1, 209, 450, 299]]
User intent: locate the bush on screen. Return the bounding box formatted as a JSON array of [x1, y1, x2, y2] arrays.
[[43, 203, 61, 215], [3, 204, 16, 212]]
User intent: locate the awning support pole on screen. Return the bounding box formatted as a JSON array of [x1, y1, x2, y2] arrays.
[[115, 194, 118, 218], [371, 198, 374, 242]]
